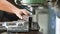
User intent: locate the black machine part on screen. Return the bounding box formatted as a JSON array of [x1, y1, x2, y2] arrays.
[[31, 22, 40, 31]]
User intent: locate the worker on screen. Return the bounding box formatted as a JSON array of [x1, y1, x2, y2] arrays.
[[0, 0, 30, 19]]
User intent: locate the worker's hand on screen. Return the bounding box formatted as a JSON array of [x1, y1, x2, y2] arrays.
[[13, 9, 30, 19], [0, 0, 30, 19]]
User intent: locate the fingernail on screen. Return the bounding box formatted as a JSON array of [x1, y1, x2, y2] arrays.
[[21, 17, 23, 19]]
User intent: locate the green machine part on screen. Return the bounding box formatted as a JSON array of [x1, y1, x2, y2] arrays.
[[21, 0, 46, 4]]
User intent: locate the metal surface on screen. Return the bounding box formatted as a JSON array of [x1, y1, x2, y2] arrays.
[[31, 22, 40, 31], [20, 0, 46, 4], [0, 20, 29, 32], [0, 15, 40, 34], [14, 0, 46, 6], [0, 15, 29, 33]]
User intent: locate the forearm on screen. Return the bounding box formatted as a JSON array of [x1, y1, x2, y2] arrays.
[[0, 0, 19, 13]]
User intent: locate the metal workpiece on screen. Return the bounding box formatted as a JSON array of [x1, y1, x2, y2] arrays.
[[0, 15, 30, 33], [0, 20, 29, 32], [0, 15, 40, 34]]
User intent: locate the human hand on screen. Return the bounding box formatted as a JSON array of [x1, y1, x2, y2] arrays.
[[13, 9, 30, 19]]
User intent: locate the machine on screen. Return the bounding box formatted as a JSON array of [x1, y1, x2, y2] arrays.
[[0, 0, 47, 34], [14, 0, 46, 31], [0, 15, 29, 34]]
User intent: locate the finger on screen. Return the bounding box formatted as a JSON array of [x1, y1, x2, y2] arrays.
[[26, 10, 30, 14], [22, 11, 28, 15], [24, 9, 31, 15], [16, 14, 23, 19], [22, 9, 30, 15]]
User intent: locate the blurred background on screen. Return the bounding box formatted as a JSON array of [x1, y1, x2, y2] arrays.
[[0, 0, 60, 34]]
